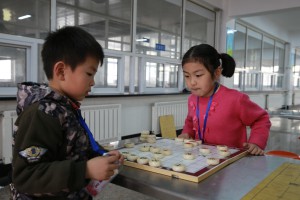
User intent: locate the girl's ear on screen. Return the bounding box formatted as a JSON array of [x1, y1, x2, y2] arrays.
[[215, 67, 222, 79], [53, 61, 66, 80]]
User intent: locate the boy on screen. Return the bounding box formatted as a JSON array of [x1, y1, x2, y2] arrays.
[[10, 26, 123, 199]]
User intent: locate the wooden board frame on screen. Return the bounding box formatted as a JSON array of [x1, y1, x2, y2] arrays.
[[120, 139, 248, 183]]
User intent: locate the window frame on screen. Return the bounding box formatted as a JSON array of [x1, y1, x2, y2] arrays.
[[138, 55, 182, 94], [0, 33, 43, 96], [90, 49, 125, 95]]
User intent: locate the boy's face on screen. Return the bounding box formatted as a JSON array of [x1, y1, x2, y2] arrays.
[[61, 56, 99, 101]]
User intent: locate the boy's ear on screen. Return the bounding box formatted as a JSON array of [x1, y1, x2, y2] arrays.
[[53, 62, 66, 80]]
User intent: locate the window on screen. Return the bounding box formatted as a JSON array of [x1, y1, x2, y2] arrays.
[[0, 45, 25, 87], [0, 0, 216, 96], [0, 38, 37, 96], [95, 57, 118, 88], [145, 62, 178, 88], [91, 51, 124, 94], [230, 21, 286, 91], [138, 58, 180, 93]]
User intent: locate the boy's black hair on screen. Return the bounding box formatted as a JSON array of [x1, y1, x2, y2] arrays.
[[42, 26, 104, 80], [182, 44, 236, 78]]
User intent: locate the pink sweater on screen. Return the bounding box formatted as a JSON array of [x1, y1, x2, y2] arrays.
[[182, 85, 271, 149]]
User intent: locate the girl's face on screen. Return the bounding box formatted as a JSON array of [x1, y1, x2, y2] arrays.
[[183, 62, 218, 97]]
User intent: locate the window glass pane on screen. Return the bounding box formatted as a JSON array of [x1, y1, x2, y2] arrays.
[[293, 49, 300, 88], [57, 0, 132, 51], [294, 49, 300, 76], [56, 6, 76, 27], [261, 36, 274, 73], [123, 56, 131, 93], [94, 57, 118, 88], [145, 62, 178, 88], [232, 23, 246, 69], [232, 23, 246, 89], [0, 0, 50, 39], [233, 71, 242, 88], [276, 74, 284, 88], [136, 0, 181, 59], [262, 73, 273, 89], [246, 29, 262, 71], [245, 72, 259, 89], [274, 42, 285, 73], [0, 44, 26, 86], [184, 1, 215, 53], [38, 44, 47, 83]]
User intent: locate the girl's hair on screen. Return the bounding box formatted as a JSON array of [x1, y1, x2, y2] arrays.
[[182, 44, 236, 78], [42, 26, 104, 80]]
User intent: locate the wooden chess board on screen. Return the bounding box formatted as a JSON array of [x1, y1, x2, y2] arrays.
[[118, 138, 248, 183]]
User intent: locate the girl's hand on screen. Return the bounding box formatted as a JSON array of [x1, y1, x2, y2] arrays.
[[243, 143, 264, 155], [178, 133, 190, 139]]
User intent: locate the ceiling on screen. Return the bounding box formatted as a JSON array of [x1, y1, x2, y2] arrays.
[[239, 6, 300, 35]]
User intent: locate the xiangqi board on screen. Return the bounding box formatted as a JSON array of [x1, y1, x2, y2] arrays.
[[119, 138, 248, 182]]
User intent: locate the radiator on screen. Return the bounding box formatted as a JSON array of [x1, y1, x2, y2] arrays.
[[0, 110, 17, 164], [80, 104, 122, 144], [0, 104, 121, 164], [152, 100, 188, 134]]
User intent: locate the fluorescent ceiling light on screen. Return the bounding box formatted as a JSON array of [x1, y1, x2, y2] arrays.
[[136, 38, 148, 42], [227, 29, 237, 34], [18, 15, 31, 20], [136, 38, 150, 42]]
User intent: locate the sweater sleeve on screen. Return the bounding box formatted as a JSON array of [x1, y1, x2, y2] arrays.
[[12, 104, 87, 195], [238, 94, 271, 149]]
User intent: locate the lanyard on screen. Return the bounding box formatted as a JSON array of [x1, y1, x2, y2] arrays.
[[76, 109, 107, 156], [196, 83, 219, 142]]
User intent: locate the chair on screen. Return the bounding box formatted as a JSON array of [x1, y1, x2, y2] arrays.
[[265, 150, 300, 160]]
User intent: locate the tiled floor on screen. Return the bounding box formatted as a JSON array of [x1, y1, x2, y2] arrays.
[[0, 183, 158, 200], [1, 108, 300, 199], [266, 111, 300, 155]]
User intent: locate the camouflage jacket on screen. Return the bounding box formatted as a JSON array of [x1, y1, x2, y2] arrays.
[[10, 82, 97, 200]]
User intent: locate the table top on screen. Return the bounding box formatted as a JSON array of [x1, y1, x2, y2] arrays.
[[112, 155, 300, 200]]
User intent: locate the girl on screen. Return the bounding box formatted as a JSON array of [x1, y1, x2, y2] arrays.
[[178, 44, 271, 155]]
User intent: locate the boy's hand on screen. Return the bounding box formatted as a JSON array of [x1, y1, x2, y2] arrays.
[[86, 155, 119, 180], [243, 143, 264, 155], [107, 150, 124, 164], [178, 133, 190, 139]]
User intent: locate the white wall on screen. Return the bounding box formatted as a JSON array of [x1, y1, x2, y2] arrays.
[[228, 0, 300, 17], [81, 94, 189, 136], [1, 92, 287, 137], [227, 0, 300, 47]]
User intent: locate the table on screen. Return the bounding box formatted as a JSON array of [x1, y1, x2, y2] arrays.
[[112, 155, 300, 200]]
